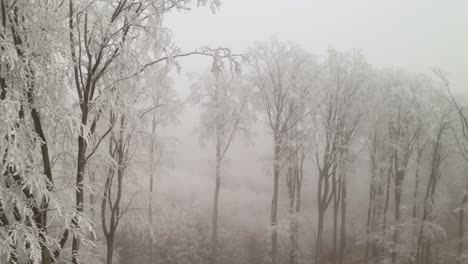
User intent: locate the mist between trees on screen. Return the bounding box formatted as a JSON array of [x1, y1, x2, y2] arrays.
[[0, 1, 467, 264]]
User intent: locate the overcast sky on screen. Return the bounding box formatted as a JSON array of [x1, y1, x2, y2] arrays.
[[166, 0, 468, 93]]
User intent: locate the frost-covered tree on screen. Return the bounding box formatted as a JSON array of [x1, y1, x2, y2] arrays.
[[189, 49, 250, 264], [312, 48, 368, 264], [438, 70, 468, 264], [248, 37, 318, 264]]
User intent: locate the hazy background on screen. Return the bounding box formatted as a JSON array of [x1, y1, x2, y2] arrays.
[[155, 0, 468, 229]]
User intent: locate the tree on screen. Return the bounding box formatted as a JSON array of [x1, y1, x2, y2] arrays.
[[190, 49, 250, 264], [248, 37, 317, 264], [0, 1, 77, 263], [370, 71, 425, 263], [62, 1, 222, 262], [415, 111, 450, 264], [284, 125, 307, 264], [312, 48, 367, 264], [100, 77, 148, 264], [438, 70, 468, 264], [101, 110, 131, 264]]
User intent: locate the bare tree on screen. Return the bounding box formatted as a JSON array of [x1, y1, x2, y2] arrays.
[[249, 38, 317, 264], [190, 49, 248, 264], [438, 70, 468, 264], [389, 106, 423, 263], [365, 128, 390, 264], [313, 49, 366, 264], [407, 136, 426, 264], [371, 71, 425, 263], [101, 111, 133, 264], [415, 113, 449, 264], [285, 123, 307, 264]]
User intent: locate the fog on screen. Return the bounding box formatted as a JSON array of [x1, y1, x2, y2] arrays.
[[1, 1, 468, 264]]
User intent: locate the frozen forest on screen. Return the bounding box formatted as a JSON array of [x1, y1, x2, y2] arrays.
[[1, 0, 468, 264]]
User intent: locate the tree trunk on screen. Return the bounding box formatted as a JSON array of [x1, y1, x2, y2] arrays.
[[315, 164, 333, 264], [106, 236, 114, 264], [288, 150, 304, 264], [271, 137, 280, 264], [148, 115, 156, 264], [409, 148, 422, 264], [391, 178, 402, 264], [365, 190, 373, 264], [365, 146, 377, 264], [69, 1, 88, 262], [416, 176, 433, 264], [332, 170, 340, 264], [339, 169, 347, 264], [412, 152, 421, 220], [456, 177, 468, 264], [288, 175, 296, 264], [373, 168, 384, 261], [72, 130, 87, 264], [287, 150, 301, 264], [210, 143, 221, 264], [416, 166, 437, 264], [381, 165, 392, 259], [314, 207, 325, 264]]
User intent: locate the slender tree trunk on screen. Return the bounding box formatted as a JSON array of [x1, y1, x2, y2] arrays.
[[365, 190, 373, 264], [332, 170, 340, 264], [412, 153, 421, 220], [69, 1, 88, 262], [289, 150, 303, 264], [89, 170, 96, 232], [365, 146, 377, 264], [271, 136, 280, 264], [210, 69, 224, 264], [287, 150, 301, 264], [314, 207, 324, 264], [72, 129, 87, 264], [315, 170, 324, 264], [410, 148, 422, 264], [456, 177, 468, 264], [315, 165, 332, 264], [148, 115, 156, 264], [416, 176, 433, 264], [210, 140, 221, 264], [416, 143, 441, 264], [288, 171, 296, 264], [297, 152, 304, 213], [381, 165, 392, 259], [339, 168, 347, 264], [106, 236, 114, 264], [103, 115, 126, 264], [391, 178, 402, 264], [289, 222, 297, 264], [369, 168, 385, 263]]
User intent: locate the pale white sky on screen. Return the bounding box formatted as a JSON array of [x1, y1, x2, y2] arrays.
[[166, 0, 468, 93]]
